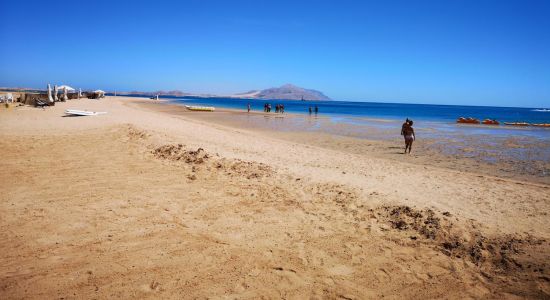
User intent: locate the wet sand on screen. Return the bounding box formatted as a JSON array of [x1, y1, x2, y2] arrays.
[[0, 97, 549, 299]]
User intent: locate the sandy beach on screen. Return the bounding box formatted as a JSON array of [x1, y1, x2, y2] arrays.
[[1, 97, 549, 298]]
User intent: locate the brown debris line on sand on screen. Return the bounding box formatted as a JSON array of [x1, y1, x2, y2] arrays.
[[374, 205, 549, 287], [152, 143, 273, 180], [153, 144, 210, 164]]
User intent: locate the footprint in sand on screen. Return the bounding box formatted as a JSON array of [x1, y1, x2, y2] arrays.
[[140, 280, 161, 292], [273, 267, 308, 287]]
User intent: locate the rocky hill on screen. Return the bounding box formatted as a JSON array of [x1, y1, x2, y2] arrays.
[[233, 84, 330, 101]]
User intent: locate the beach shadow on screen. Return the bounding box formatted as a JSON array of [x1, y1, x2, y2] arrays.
[[62, 115, 86, 117]]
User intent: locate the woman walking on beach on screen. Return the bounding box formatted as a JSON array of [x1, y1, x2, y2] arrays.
[[402, 120, 415, 154], [401, 118, 410, 135]]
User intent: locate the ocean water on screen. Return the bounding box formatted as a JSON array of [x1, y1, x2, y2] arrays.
[[163, 96, 550, 125], [113, 94, 550, 139]]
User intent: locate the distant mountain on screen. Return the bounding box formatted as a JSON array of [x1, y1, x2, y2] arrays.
[[232, 84, 331, 101]]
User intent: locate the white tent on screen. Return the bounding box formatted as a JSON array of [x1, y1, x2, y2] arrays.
[[58, 85, 75, 91], [94, 90, 105, 98]]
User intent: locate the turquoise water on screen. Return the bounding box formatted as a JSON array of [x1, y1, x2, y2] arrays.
[[165, 96, 550, 125], [163, 96, 550, 138]]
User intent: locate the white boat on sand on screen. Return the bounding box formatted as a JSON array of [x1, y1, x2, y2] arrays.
[[185, 105, 215, 112], [65, 109, 107, 116]]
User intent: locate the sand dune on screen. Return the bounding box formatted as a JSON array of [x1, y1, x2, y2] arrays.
[[0, 97, 548, 298]]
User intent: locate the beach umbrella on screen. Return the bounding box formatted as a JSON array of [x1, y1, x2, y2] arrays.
[[53, 85, 59, 101], [58, 85, 75, 91], [47, 84, 54, 103]]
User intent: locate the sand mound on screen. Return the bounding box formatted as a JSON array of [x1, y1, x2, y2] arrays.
[[126, 124, 149, 140], [374, 205, 549, 290], [152, 144, 272, 180], [153, 144, 210, 164], [215, 159, 273, 180]]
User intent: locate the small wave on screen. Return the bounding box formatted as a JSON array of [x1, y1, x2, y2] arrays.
[[532, 109, 550, 112]]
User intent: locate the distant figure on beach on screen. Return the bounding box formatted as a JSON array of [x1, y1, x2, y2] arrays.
[[280, 104, 284, 113], [247, 103, 251, 113], [309, 107, 312, 114], [275, 104, 280, 113], [267, 103, 271, 112], [314, 106, 318, 114], [402, 120, 415, 154]]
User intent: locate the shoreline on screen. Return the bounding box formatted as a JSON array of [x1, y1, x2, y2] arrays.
[[1, 96, 549, 298], [130, 97, 550, 185], [110, 93, 550, 117], [158, 97, 550, 139], [151, 95, 550, 127], [137, 97, 550, 134]]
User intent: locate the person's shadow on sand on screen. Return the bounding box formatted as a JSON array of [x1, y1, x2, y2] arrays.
[[387, 146, 405, 155]]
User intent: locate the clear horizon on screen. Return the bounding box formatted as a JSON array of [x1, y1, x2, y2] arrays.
[[1, 0, 549, 107]]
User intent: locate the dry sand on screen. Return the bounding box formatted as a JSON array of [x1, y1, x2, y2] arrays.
[[0, 97, 549, 299]]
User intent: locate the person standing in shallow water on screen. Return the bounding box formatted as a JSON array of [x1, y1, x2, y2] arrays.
[[314, 106, 319, 114], [402, 120, 415, 154], [247, 103, 251, 113]]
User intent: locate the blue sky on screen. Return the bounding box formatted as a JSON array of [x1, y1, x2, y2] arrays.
[[1, 0, 549, 107]]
